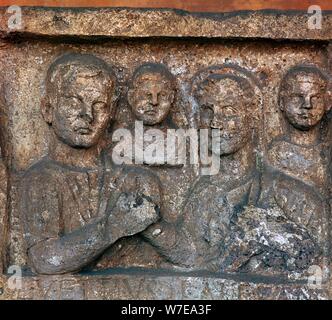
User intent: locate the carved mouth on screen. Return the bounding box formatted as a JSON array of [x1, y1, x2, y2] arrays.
[[210, 129, 235, 140], [75, 127, 91, 134], [298, 113, 310, 120], [145, 110, 157, 115], [220, 134, 234, 140]]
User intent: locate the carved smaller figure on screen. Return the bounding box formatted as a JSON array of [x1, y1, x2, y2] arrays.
[[257, 65, 331, 276], [98, 63, 196, 270], [128, 63, 176, 127]]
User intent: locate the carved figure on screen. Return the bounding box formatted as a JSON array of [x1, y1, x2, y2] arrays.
[[142, 65, 261, 270], [256, 65, 331, 275], [97, 63, 196, 269], [21, 53, 161, 275]]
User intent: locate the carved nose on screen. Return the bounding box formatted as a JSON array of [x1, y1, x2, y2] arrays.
[[303, 96, 313, 110], [211, 118, 223, 129], [152, 92, 159, 106], [81, 104, 94, 123]]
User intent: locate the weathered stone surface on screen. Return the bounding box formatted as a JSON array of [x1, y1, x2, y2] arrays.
[[0, 8, 332, 40], [0, 158, 7, 275], [0, 273, 329, 300], [0, 7, 331, 300]]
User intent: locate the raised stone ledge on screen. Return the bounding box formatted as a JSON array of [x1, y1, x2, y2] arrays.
[[0, 7, 331, 40], [0, 272, 330, 300]]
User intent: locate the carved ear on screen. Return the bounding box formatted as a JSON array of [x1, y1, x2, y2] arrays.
[[169, 90, 175, 104], [325, 85, 332, 112], [41, 97, 53, 124], [127, 88, 135, 107], [279, 96, 285, 112]]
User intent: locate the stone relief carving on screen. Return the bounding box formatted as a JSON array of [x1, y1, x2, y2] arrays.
[[255, 65, 332, 276], [19, 53, 161, 274], [95, 62, 197, 270], [128, 63, 176, 127], [0, 51, 330, 280], [123, 65, 263, 271], [164, 65, 263, 271]]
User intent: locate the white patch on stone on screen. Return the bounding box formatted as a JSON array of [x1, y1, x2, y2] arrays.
[[152, 228, 162, 237], [47, 256, 62, 266], [259, 236, 268, 246], [272, 234, 289, 245], [170, 65, 187, 75]]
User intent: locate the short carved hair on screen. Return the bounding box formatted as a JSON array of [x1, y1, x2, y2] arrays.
[[278, 65, 329, 105], [45, 53, 117, 104], [130, 62, 176, 89]]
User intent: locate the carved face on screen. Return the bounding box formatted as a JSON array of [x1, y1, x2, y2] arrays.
[[50, 72, 111, 148], [198, 77, 251, 156], [280, 73, 328, 130], [128, 72, 175, 125]]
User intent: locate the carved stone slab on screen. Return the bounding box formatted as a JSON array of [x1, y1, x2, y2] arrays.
[[0, 7, 331, 300]]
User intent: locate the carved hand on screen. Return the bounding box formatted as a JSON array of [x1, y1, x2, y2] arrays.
[[105, 190, 160, 239]]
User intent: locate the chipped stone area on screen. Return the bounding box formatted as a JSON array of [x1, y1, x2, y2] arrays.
[[221, 206, 323, 278]]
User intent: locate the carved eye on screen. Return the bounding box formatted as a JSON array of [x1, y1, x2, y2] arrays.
[[201, 105, 214, 120], [311, 95, 323, 106], [146, 92, 153, 99], [93, 102, 107, 111], [289, 95, 303, 104], [63, 96, 81, 108]]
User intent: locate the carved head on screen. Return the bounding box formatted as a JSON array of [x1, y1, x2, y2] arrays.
[[42, 53, 117, 148], [128, 63, 176, 125], [279, 65, 331, 131], [194, 74, 254, 156]]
